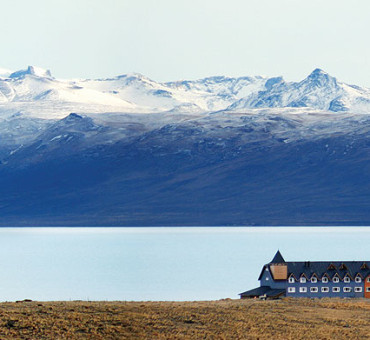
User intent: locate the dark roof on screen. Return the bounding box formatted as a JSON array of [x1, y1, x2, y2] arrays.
[[258, 265, 269, 281], [240, 286, 285, 298], [259, 252, 370, 280], [286, 261, 370, 280], [239, 286, 270, 297], [270, 250, 285, 264]]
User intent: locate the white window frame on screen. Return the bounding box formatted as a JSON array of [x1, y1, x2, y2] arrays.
[[332, 287, 340, 292], [354, 287, 362, 293], [367, 277, 370, 283], [333, 277, 339, 283], [322, 277, 328, 283], [310, 287, 318, 293], [299, 287, 307, 293], [288, 287, 296, 293], [343, 287, 352, 293], [300, 277, 306, 283], [311, 277, 317, 283], [355, 277, 362, 283], [366, 287, 370, 292], [344, 277, 350, 283], [321, 287, 329, 293], [288, 277, 295, 283]]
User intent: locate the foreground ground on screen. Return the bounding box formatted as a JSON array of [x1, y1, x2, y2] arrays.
[[0, 298, 368, 339]]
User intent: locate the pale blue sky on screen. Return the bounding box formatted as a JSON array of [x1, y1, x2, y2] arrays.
[[1, 0, 369, 86]]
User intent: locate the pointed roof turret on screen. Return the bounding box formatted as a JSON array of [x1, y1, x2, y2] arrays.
[[271, 250, 285, 264]]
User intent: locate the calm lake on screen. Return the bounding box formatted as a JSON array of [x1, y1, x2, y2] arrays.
[[0, 227, 368, 301]]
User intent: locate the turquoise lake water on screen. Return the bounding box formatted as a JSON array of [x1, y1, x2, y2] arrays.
[[0, 227, 368, 301]]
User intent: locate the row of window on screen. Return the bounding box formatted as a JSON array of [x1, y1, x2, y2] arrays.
[[288, 276, 370, 284], [287, 286, 370, 293]]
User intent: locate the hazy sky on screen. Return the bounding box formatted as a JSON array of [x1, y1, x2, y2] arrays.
[[1, 0, 369, 86]]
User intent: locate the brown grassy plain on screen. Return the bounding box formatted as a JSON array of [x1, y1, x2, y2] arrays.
[[0, 298, 368, 339]]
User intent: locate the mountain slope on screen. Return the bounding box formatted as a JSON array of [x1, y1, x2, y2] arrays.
[[0, 67, 369, 226], [0, 111, 370, 226]]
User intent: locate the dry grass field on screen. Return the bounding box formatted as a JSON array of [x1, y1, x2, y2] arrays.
[[0, 298, 368, 339]]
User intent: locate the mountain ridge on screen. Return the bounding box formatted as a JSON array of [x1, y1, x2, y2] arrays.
[[0, 66, 370, 226], [0, 66, 370, 119]]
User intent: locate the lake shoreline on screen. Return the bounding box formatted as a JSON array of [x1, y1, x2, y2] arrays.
[[0, 227, 368, 301]]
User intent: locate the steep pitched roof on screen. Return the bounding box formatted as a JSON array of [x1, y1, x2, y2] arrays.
[[270, 250, 285, 264], [285, 261, 370, 280], [259, 253, 370, 282]]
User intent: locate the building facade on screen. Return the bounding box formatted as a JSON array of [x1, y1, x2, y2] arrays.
[[240, 251, 370, 299]]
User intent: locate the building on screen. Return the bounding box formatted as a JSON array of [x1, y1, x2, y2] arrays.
[[240, 251, 370, 299]]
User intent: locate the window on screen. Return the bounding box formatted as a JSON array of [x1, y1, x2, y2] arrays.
[[265, 277, 269, 281], [343, 287, 352, 293], [354, 287, 362, 293], [310, 287, 318, 293], [366, 288, 370, 292], [344, 277, 350, 283], [322, 277, 328, 283], [300, 277, 306, 283], [332, 287, 340, 293], [288, 287, 296, 293], [311, 277, 317, 283], [367, 277, 370, 283], [299, 287, 307, 293], [288, 277, 295, 283], [333, 277, 339, 283], [321, 287, 329, 293], [355, 277, 362, 283]]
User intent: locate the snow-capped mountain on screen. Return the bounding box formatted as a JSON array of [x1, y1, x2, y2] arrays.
[[0, 66, 369, 120], [227, 69, 370, 114], [0, 66, 370, 226], [0, 66, 140, 119], [78, 73, 271, 113]]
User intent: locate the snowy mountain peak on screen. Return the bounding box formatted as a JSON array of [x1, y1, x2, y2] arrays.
[[309, 68, 327, 76], [226, 68, 370, 113], [304, 68, 337, 88], [9, 66, 53, 79]]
